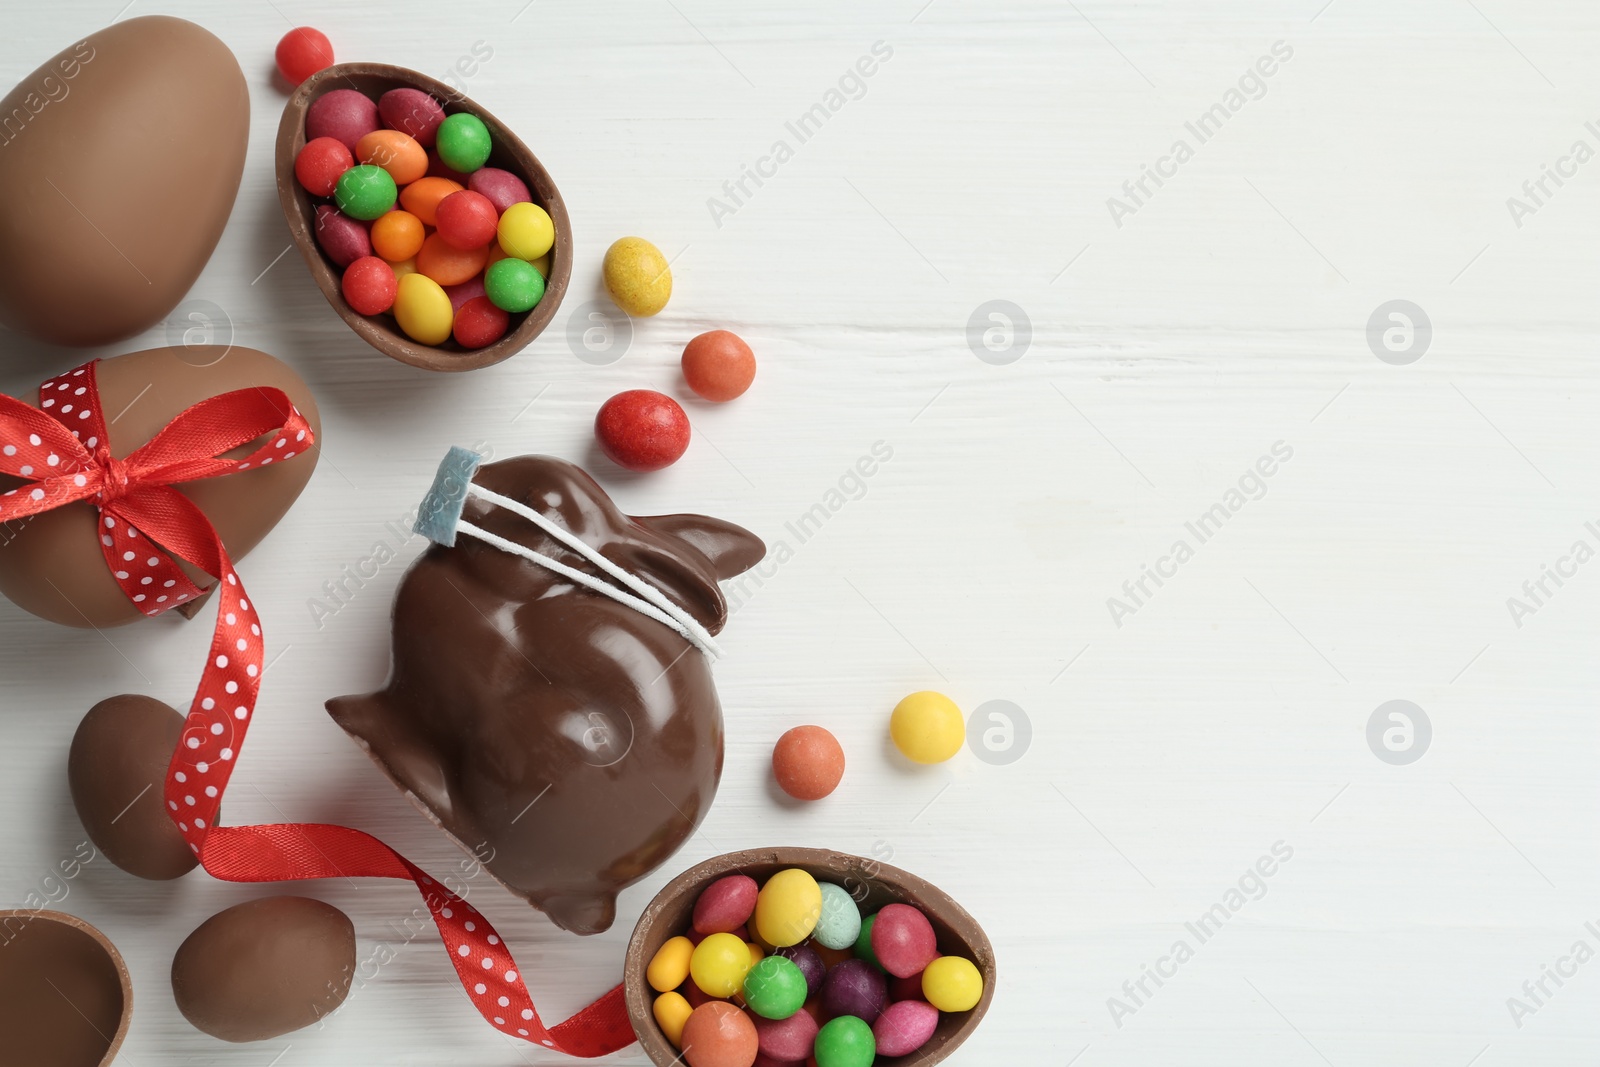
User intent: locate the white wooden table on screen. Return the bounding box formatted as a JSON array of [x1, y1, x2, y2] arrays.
[[4, 1, 1599, 1064]]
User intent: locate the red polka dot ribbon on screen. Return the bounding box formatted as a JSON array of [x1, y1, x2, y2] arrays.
[[0, 361, 633, 1056]]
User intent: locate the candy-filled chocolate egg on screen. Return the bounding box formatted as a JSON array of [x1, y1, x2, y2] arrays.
[[0, 910, 132, 1067], [0, 17, 248, 346], [327, 455, 764, 934], [171, 896, 355, 1042], [0, 346, 320, 628], [69, 694, 197, 880]]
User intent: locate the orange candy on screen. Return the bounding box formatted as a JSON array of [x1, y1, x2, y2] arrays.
[[771, 725, 844, 800], [399, 176, 463, 226], [682, 330, 757, 402], [370, 210, 425, 263], [356, 129, 428, 185], [679, 1002, 758, 1067], [416, 232, 489, 286]]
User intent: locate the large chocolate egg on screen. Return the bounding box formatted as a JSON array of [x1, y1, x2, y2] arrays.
[[0, 346, 321, 628], [327, 456, 764, 934], [0, 17, 248, 346], [0, 910, 132, 1067], [171, 896, 355, 1042], [69, 694, 197, 880]]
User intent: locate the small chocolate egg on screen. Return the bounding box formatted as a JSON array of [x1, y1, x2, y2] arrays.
[[0, 910, 131, 1067], [69, 694, 196, 880], [171, 896, 355, 1042]]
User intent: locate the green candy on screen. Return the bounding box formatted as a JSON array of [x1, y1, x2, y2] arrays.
[[741, 955, 807, 1020], [484, 257, 545, 313], [814, 1015, 875, 1067], [436, 112, 492, 173], [853, 912, 882, 970], [333, 164, 396, 221], [813, 882, 862, 951]]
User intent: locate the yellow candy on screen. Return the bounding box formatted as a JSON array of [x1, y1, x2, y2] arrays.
[[531, 251, 552, 278], [393, 273, 452, 345], [389, 257, 418, 281], [746, 941, 764, 967], [689, 932, 752, 998], [754, 868, 822, 948], [652, 990, 693, 1048], [647, 935, 694, 993], [602, 235, 671, 316], [498, 202, 555, 260], [890, 691, 965, 764], [922, 955, 983, 1012]]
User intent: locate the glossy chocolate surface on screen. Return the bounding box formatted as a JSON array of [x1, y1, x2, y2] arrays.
[[327, 456, 763, 934]]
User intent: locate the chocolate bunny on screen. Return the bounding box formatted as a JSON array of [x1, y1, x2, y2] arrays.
[[327, 454, 764, 934]]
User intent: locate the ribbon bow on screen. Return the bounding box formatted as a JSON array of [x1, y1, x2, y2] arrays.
[[0, 361, 632, 1056]]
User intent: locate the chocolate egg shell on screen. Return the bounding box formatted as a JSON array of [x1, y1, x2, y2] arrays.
[[172, 896, 355, 1043], [0, 345, 321, 628], [0, 17, 247, 347], [0, 909, 132, 1067], [625, 848, 996, 1067], [69, 694, 197, 880], [326, 455, 764, 934]]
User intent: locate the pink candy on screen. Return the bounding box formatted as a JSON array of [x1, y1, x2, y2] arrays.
[[468, 167, 532, 214], [874, 999, 938, 1056], [753, 1007, 818, 1061], [305, 88, 380, 153], [692, 874, 759, 936], [871, 902, 938, 978]]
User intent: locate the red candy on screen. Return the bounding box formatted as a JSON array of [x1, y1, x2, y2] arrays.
[[275, 27, 334, 86], [870, 903, 938, 979], [468, 167, 532, 214], [889, 965, 930, 1002], [693, 875, 759, 936], [313, 204, 371, 267], [594, 390, 690, 472], [873, 999, 938, 1057], [771, 726, 845, 801], [682, 330, 757, 402], [294, 136, 353, 198], [378, 87, 446, 147], [306, 88, 380, 153], [443, 276, 486, 314], [434, 190, 498, 250], [754, 1009, 818, 1062], [342, 256, 397, 315], [452, 296, 509, 349]]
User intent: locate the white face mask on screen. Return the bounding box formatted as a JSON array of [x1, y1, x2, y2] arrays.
[[414, 446, 722, 659]]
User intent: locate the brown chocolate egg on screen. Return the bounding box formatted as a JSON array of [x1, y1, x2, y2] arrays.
[[327, 456, 764, 935], [0, 910, 132, 1067], [0, 17, 248, 346], [0, 345, 321, 628], [69, 694, 197, 880], [172, 896, 355, 1043]]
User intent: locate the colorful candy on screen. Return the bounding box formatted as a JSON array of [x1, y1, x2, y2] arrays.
[[873, 998, 938, 1057], [821, 958, 887, 1024], [370, 210, 424, 263], [497, 201, 555, 261], [772, 725, 845, 801], [341, 256, 397, 316], [603, 235, 672, 316], [773, 943, 825, 997], [814, 1015, 876, 1067], [356, 129, 427, 186], [742, 955, 807, 1020], [690, 932, 753, 999], [393, 273, 453, 345], [853, 914, 881, 970], [694, 874, 760, 936], [921, 955, 982, 1012], [871, 903, 938, 979], [378, 87, 445, 147], [889, 691, 965, 764], [483, 257, 544, 313], [468, 167, 532, 214], [682, 330, 757, 402], [653, 990, 693, 1048], [594, 390, 691, 472], [452, 296, 510, 349], [399, 176, 463, 227], [753, 1008, 818, 1062], [416, 232, 488, 287], [436, 112, 492, 173], [275, 27, 334, 86], [333, 164, 396, 221], [648, 935, 695, 993], [754, 869, 822, 948], [680, 1002, 759, 1067], [814, 882, 861, 951], [313, 204, 370, 267], [305, 88, 379, 153], [294, 137, 353, 198], [433, 190, 497, 250]]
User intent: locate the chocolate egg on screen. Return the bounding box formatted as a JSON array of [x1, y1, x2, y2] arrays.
[[69, 694, 197, 880], [327, 456, 764, 934], [0, 910, 132, 1067], [0, 345, 321, 628], [0, 17, 248, 346], [172, 896, 355, 1043]]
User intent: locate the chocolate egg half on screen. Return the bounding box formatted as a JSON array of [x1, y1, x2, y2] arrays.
[[0, 345, 321, 628], [69, 694, 197, 880], [0, 17, 248, 346], [172, 896, 355, 1042], [0, 910, 132, 1067]]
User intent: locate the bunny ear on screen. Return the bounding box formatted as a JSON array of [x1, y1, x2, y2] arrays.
[[634, 514, 765, 580]]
